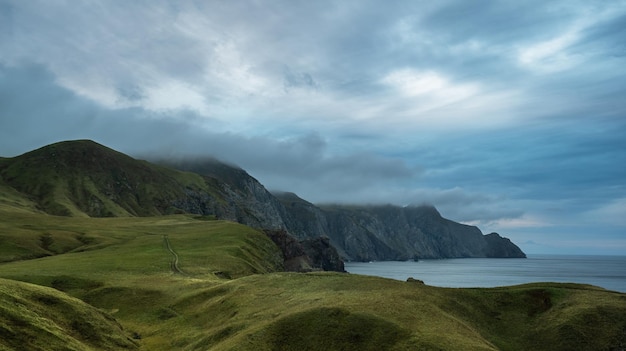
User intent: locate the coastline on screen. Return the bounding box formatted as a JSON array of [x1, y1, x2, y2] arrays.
[[345, 254, 626, 293]]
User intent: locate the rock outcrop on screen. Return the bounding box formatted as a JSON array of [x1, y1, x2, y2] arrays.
[[300, 236, 346, 272], [263, 229, 345, 272], [263, 229, 313, 272]]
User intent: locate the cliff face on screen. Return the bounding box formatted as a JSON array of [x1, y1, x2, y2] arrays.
[[263, 229, 313, 272], [154, 158, 289, 230], [300, 236, 346, 272], [274, 192, 526, 261], [483, 232, 527, 258], [263, 229, 345, 272]]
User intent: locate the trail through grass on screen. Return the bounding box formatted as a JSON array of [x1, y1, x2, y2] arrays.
[[163, 234, 185, 275]]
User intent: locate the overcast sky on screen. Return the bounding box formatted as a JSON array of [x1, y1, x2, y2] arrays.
[[1, 0, 625, 254]]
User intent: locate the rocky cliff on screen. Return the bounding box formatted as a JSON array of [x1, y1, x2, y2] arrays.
[[274, 192, 526, 261], [263, 229, 345, 272], [158, 158, 289, 230], [483, 232, 527, 258]]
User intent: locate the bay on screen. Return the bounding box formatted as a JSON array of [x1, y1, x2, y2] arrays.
[[344, 254, 626, 293]]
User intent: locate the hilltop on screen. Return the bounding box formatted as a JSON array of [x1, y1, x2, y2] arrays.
[[0, 140, 209, 217]]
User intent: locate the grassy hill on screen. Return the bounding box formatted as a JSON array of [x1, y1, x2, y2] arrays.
[[0, 278, 137, 350], [0, 206, 625, 350], [0, 140, 217, 217]]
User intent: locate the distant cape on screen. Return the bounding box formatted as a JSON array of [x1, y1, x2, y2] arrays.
[[273, 192, 526, 261]]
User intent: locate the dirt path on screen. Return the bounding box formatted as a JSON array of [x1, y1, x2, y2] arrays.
[[163, 235, 185, 275]]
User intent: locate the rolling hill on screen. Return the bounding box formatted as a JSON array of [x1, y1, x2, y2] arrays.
[[0, 278, 138, 350], [0, 209, 624, 350]]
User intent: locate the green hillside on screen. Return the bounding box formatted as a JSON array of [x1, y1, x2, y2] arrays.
[[0, 140, 216, 217], [0, 207, 625, 350], [0, 278, 137, 350]]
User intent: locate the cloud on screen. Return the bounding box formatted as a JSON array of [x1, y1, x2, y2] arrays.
[[283, 66, 317, 92], [404, 188, 524, 224], [0, 0, 520, 134], [583, 199, 626, 227], [141, 79, 209, 114], [483, 215, 553, 231], [376, 68, 521, 129], [517, 30, 580, 72], [516, 4, 626, 73], [3, 0, 622, 137], [381, 69, 477, 100]]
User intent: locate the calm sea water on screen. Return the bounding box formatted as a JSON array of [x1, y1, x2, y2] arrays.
[[344, 255, 626, 293]]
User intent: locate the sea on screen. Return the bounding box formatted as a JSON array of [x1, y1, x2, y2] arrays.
[[344, 255, 626, 293]]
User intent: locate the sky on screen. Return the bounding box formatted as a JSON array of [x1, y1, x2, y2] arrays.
[[1, 0, 625, 255]]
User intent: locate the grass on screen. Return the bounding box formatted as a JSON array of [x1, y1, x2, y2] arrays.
[[1, 206, 625, 350], [0, 140, 224, 217], [0, 211, 283, 283], [0, 278, 137, 350], [0, 182, 42, 215]]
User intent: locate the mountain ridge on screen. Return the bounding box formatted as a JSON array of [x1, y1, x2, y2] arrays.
[[1, 140, 525, 261], [273, 192, 526, 260]]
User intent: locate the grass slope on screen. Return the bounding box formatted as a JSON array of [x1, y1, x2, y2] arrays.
[[167, 274, 626, 351], [1, 207, 625, 350], [0, 140, 216, 217], [0, 278, 137, 350]]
